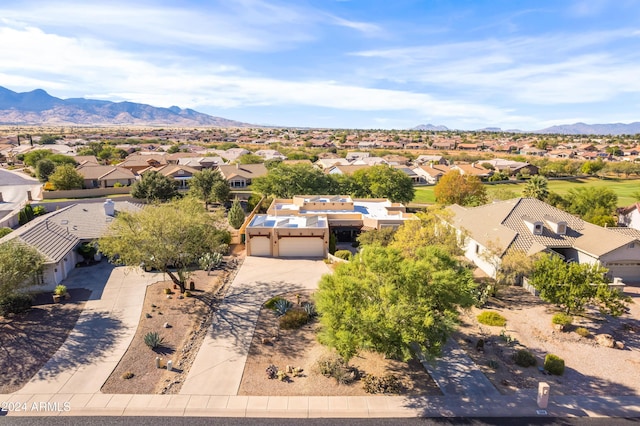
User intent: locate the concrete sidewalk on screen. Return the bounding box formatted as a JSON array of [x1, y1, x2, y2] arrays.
[[180, 257, 331, 395], [13, 262, 161, 395], [3, 392, 640, 418]]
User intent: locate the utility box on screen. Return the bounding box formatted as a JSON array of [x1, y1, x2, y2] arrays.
[[537, 382, 550, 409]]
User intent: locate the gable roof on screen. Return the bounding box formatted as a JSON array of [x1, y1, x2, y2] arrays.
[[218, 163, 267, 180], [0, 201, 141, 263], [76, 164, 135, 180], [447, 198, 637, 258]]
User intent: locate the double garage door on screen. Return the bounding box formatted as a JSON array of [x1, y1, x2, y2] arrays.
[[279, 237, 325, 258], [607, 262, 640, 282], [249, 236, 325, 258]]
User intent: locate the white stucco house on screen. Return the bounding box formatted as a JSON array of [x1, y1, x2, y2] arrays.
[[618, 203, 640, 231], [446, 198, 640, 283]]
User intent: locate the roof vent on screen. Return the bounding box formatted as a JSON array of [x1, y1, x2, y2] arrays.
[[544, 215, 567, 235], [522, 216, 544, 235], [104, 199, 115, 217]]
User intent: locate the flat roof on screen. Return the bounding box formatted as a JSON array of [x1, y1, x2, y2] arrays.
[[274, 199, 403, 220], [249, 214, 327, 229]]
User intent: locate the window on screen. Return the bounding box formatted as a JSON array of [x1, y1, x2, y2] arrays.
[[475, 244, 480, 254], [534, 223, 543, 235], [557, 223, 567, 235]]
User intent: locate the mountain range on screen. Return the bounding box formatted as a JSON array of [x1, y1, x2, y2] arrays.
[[0, 87, 254, 127], [412, 122, 640, 135]]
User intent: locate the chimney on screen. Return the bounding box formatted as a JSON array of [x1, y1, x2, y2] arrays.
[[104, 199, 115, 217], [236, 163, 240, 169]]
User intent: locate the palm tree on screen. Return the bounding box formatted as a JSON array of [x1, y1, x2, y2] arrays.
[[522, 175, 549, 200]]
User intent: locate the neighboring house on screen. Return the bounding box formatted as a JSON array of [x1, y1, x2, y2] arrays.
[[519, 147, 547, 156], [446, 198, 640, 282], [350, 157, 388, 166], [431, 141, 456, 150], [392, 165, 421, 183], [414, 155, 447, 165], [254, 149, 287, 161], [618, 203, 640, 230], [176, 156, 225, 170], [481, 159, 539, 176], [73, 155, 100, 166], [412, 164, 451, 184], [117, 154, 167, 174], [218, 148, 251, 162], [326, 164, 370, 175], [451, 163, 493, 179], [76, 164, 136, 188], [0, 200, 141, 289], [382, 155, 410, 166], [345, 152, 370, 162], [245, 195, 417, 258], [217, 163, 268, 188], [314, 158, 351, 170], [144, 164, 199, 189]]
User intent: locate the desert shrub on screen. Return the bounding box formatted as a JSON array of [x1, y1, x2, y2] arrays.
[[334, 250, 352, 261], [314, 354, 359, 385], [274, 298, 293, 316], [265, 296, 285, 310], [544, 354, 565, 375], [487, 359, 500, 370], [0, 227, 11, 238], [266, 364, 278, 379], [362, 374, 401, 394], [122, 372, 134, 379], [279, 309, 309, 330], [54, 285, 67, 295], [513, 349, 537, 367], [575, 327, 591, 338], [477, 311, 507, 327], [143, 331, 164, 349], [552, 313, 573, 327], [163, 288, 172, 294], [0, 294, 32, 315]]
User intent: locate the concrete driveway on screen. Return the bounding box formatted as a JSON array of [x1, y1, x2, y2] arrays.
[[180, 257, 331, 396], [14, 261, 161, 395]]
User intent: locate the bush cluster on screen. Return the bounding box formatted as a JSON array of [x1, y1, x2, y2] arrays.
[[362, 374, 401, 394], [513, 349, 537, 367], [279, 309, 310, 330], [334, 250, 352, 261], [314, 354, 359, 385], [552, 313, 573, 327], [575, 327, 591, 338], [265, 296, 285, 310], [544, 354, 565, 375], [477, 311, 507, 327], [0, 294, 32, 315]]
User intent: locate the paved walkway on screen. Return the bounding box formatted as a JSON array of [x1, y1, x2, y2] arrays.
[[12, 261, 160, 395], [180, 257, 331, 395], [420, 341, 501, 397]]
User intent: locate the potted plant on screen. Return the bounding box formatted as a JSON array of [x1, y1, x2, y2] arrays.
[[54, 285, 69, 302]]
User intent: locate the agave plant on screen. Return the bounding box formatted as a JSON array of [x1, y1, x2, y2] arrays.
[[302, 302, 317, 318], [274, 299, 293, 316], [144, 331, 164, 349]]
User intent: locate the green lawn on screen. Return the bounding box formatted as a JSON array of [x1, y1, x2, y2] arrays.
[[413, 177, 640, 207]]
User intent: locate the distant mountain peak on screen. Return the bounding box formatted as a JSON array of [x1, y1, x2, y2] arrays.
[[412, 123, 449, 131], [0, 86, 256, 127]]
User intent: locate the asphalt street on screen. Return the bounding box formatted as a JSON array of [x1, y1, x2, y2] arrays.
[[0, 168, 41, 218]]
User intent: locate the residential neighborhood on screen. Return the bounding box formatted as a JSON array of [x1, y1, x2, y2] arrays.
[[1, 125, 640, 420]]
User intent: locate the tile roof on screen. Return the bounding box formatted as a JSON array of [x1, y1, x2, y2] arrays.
[[447, 198, 637, 258]]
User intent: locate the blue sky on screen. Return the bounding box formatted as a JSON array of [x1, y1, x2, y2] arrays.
[[1, 0, 639, 130]]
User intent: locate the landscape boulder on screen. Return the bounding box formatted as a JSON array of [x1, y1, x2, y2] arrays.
[[595, 334, 615, 348]]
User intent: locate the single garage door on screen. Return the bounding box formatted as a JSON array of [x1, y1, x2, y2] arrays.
[[249, 236, 272, 257], [607, 262, 640, 282], [278, 237, 325, 258]]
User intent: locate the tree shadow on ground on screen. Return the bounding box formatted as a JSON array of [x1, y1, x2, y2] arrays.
[[0, 288, 91, 393], [31, 310, 125, 380], [209, 280, 305, 356], [61, 260, 115, 300]]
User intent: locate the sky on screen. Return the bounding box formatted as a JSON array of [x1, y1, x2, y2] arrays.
[[1, 0, 639, 130]]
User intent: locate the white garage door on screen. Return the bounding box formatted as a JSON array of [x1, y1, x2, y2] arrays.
[[278, 237, 325, 258], [249, 236, 271, 257], [607, 262, 640, 282]]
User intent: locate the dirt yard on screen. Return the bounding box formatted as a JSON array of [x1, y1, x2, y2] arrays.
[[0, 288, 91, 393], [101, 268, 230, 394], [455, 284, 640, 396], [237, 291, 441, 397]]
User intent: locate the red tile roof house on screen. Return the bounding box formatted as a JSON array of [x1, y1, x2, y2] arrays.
[[447, 198, 640, 283]]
